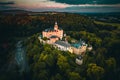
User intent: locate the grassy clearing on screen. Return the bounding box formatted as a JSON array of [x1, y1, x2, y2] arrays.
[[94, 21, 120, 28]]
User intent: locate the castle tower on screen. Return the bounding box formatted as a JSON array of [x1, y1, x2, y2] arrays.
[[54, 22, 58, 30]]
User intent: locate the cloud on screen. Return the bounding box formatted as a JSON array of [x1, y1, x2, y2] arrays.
[[14, 0, 120, 10], [0, 1, 19, 10], [29, 3, 120, 13], [63, 6, 120, 13], [0, 1, 15, 5], [0, 5, 17, 10], [14, 0, 69, 9], [69, 4, 120, 8], [0, 0, 120, 12], [50, 0, 120, 5]]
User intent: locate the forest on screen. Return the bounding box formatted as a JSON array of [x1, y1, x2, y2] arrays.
[[0, 12, 120, 80]]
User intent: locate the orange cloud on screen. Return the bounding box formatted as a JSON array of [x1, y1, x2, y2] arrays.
[[13, 1, 69, 9]]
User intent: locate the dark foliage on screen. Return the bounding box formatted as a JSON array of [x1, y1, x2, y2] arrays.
[[0, 12, 120, 80]]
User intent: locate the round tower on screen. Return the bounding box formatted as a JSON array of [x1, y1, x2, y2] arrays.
[[54, 22, 58, 30]]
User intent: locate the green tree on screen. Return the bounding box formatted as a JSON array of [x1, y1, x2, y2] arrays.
[[68, 72, 82, 80], [50, 73, 63, 80], [105, 58, 116, 80], [57, 54, 70, 72], [106, 58, 116, 70], [87, 63, 104, 80]]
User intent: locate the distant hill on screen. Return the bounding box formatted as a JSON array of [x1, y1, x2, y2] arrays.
[[0, 9, 32, 15]]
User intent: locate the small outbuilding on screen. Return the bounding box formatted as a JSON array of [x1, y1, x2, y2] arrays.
[[75, 55, 83, 65]]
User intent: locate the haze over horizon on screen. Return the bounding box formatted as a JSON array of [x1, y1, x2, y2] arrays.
[[0, 0, 120, 13]]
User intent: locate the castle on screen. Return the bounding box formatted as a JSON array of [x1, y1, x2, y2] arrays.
[[39, 22, 91, 55], [42, 22, 63, 43], [38, 22, 93, 65]]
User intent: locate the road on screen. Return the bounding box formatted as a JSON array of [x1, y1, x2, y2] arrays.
[[15, 41, 29, 73]]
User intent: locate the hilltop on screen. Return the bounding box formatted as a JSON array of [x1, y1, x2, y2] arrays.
[[0, 12, 120, 80]]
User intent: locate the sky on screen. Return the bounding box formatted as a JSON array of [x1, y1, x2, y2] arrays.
[[0, 0, 120, 13]]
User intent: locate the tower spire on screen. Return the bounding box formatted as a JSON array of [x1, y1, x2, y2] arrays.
[[55, 21, 57, 25], [54, 21, 58, 30]]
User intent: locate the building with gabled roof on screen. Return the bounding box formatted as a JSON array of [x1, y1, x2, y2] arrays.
[[42, 22, 63, 40], [54, 40, 73, 53], [38, 22, 89, 54], [71, 40, 87, 55]]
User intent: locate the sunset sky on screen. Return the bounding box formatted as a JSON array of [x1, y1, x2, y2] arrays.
[[0, 0, 120, 12]]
